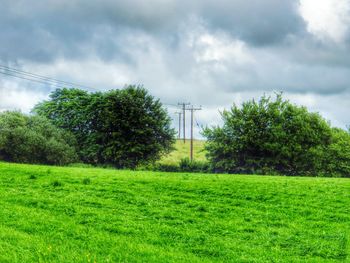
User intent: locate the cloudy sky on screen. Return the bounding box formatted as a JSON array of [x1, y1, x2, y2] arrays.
[[1, 0, 350, 137]]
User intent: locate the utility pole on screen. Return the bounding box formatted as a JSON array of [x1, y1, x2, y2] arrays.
[[186, 105, 202, 161], [175, 111, 182, 139], [178, 103, 190, 143]]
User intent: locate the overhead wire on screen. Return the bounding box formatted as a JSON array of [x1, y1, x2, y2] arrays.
[[0, 70, 68, 89], [194, 117, 202, 129], [162, 103, 180, 107], [0, 64, 95, 90], [0, 64, 196, 117]]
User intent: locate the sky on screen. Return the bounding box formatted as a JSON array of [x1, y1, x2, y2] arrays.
[[1, 0, 350, 138]]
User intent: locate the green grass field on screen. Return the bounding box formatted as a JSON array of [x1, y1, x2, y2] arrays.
[[0, 162, 349, 262], [159, 140, 207, 165]]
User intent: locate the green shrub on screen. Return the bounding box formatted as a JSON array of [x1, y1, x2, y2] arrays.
[[0, 111, 78, 165], [34, 86, 176, 168], [155, 163, 180, 172], [203, 94, 350, 177], [179, 158, 210, 173], [138, 163, 180, 172], [323, 128, 350, 177], [140, 158, 210, 173]]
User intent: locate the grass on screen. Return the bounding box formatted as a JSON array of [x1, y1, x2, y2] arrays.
[[0, 162, 349, 262], [159, 139, 207, 165]]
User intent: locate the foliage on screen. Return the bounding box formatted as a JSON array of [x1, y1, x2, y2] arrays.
[[323, 128, 350, 177], [0, 162, 349, 262], [33, 88, 101, 163], [142, 158, 210, 173], [34, 86, 175, 168], [203, 94, 350, 176], [0, 111, 77, 165], [143, 162, 180, 172], [179, 158, 210, 173]]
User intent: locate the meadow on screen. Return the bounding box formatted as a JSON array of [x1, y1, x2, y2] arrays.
[[0, 162, 349, 262], [159, 140, 207, 165]]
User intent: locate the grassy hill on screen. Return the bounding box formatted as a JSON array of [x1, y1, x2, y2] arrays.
[[0, 162, 349, 262], [159, 139, 207, 165]]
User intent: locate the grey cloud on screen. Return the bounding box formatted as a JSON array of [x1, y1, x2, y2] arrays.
[[197, 0, 305, 46], [1, 0, 350, 132], [0, 0, 306, 63]]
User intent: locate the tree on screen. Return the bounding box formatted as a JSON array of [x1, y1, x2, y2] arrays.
[[323, 128, 350, 177], [34, 88, 101, 163], [34, 86, 175, 168], [0, 111, 78, 165], [203, 94, 336, 176]]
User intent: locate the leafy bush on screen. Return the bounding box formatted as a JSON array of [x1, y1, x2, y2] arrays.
[[323, 128, 350, 177], [140, 158, 211, 173], [152, 163, 180, 172], [179, 158, 210, 173], [203, 94, 350, 177], [0, 111, 78, 165], [34, 86, 175, 168]]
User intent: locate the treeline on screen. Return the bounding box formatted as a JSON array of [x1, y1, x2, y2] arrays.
[[0, 86, 175, 168], [203, 94, 350, 177], [0, 87, 349, 177]]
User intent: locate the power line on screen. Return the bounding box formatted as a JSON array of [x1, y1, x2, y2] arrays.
[[0, 64, 94, 90], [194, 116, 201, 129], [0, 66, 206, 140], [0, 65, 72, 87], [163, 103, 179, 107], [0, 70, 68, 89], [0, 64, 95, 90]]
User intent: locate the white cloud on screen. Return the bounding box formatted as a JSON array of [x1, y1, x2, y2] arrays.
[[0, 80, 47, 113], [192, 34, 254, 65], [299, 0, 350, 43], [285, 92, 350, 128], [25, 58, 132, 91]]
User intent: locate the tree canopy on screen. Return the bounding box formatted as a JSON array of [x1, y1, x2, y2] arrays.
[[203, 94, 350, 177], [34, 86, 175, 168]]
